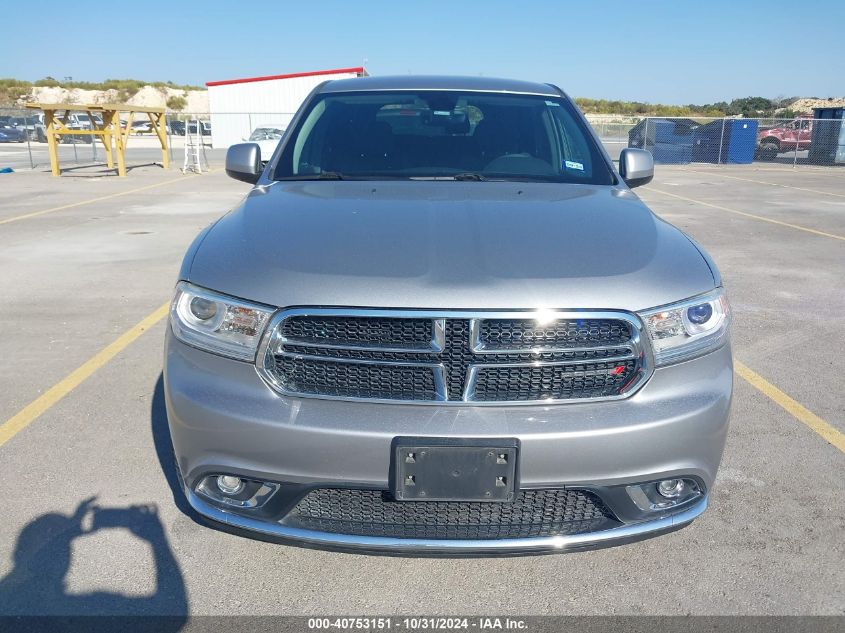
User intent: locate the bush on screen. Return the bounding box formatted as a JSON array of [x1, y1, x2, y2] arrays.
[[0, 78, 34, 105], [574, 97, 722, 117], [166, 95, 187, 111], [33, 76, 60, 87]]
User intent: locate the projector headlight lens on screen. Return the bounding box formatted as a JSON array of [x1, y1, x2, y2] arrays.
[[686, 303, 713, 326], [189, 296, 219, 322], [170, 282, 274, 361], [640, 288, 730, 365]]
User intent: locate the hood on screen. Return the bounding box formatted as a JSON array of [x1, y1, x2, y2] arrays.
[[188, 181, 715, 312]]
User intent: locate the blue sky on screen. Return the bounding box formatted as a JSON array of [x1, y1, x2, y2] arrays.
[[3, 0, 843, 104]]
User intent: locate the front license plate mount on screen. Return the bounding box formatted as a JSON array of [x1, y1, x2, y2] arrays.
[[391, 437, 519, 502]]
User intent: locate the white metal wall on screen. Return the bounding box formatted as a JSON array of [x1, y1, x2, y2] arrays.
[[208, 71, 360, 148]]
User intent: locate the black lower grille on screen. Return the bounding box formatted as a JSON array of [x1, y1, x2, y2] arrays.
[[282, 488, 619, 540]]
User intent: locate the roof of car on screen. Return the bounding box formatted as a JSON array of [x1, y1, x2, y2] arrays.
[[318, 75, 563, 97]]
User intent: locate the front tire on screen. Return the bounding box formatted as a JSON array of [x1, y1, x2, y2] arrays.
[[757, 141, 779, 161]]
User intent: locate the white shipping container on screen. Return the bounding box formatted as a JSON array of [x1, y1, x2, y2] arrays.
[[206, 67, 366, 149]]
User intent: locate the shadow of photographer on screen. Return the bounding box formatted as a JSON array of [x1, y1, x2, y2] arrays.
[[0, 496, 187, 629]]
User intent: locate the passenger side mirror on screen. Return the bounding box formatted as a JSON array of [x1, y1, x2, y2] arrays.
[[619, 148, 654, 189], [225, 143, 262, 184]]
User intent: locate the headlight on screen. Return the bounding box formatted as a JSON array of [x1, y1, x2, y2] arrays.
[[639, 288, 730, 366], [170, 282, 274, 361]]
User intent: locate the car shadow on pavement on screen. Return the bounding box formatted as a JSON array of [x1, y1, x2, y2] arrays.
[[150, 374, 196, 521], [0, 497, 188, 629]]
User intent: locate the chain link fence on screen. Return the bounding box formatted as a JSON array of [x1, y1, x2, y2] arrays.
[[588, 114, 845, 167], [2, 107, 843, 172], [0, 110, 294, 172]]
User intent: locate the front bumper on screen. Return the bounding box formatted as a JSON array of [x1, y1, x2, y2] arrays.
[[185, 484, 708, 554], [164, 331, 732, 553]]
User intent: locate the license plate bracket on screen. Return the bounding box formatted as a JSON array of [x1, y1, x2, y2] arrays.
[[391, 437, 519, 502]]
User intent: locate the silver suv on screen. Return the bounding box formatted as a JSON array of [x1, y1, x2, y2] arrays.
[[165, 76, 732, 554]]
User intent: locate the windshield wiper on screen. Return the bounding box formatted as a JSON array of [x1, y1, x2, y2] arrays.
[[276, 171, 345, 181], [451, 172, 487, 181]]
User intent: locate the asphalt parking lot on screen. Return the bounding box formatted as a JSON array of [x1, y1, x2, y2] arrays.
[[0, 160, 843, 616]]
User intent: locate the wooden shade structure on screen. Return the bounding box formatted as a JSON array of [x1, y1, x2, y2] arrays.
[[25, 103, 169, 176]]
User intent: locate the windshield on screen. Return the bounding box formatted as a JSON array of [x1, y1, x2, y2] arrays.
[[249, 127, 285, 141], [273, 90, 614, 184]]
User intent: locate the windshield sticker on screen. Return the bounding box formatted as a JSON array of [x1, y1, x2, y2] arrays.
[[545, 100, 560, 107], [564, 160, 584, 171]]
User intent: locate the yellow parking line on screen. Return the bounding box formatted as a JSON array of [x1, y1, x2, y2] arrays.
[[736, 360, 845, 454], [642, 186, 845, 242], [0, 172, 203, 226], [0, 302, 170, 449], [683, 169, 845, 198]]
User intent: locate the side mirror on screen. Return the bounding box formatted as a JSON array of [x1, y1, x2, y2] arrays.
[[225, 143, 262, 184], [619, 148, 654, 189]]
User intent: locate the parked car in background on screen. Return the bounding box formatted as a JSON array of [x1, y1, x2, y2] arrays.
[[166, 75, 733, 554], [0, 121, 26, 143], [62, 112, 105, 143], [23, 112, 104, 143], [246, 125, 286, 161], [169, 120, 186, 136], [187, 120, 212, 136], [31, 113, 47, 142], [0, 115, 30, 136], [756, 116, 813, 160], [69, 112, 104, 130], [3, 116, 39, 141], [131, 120, 153, 134]]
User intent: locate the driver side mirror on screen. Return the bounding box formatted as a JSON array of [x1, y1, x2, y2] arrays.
[[225, 143, 262, 184], [619, 148, 654, 189]]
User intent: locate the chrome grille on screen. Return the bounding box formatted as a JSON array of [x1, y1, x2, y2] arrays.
[[258, 309, 650, 404]]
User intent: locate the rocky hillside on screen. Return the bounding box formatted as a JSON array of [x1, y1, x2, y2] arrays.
[[786, 97, 845, 114], [1, 81, 208, 113]]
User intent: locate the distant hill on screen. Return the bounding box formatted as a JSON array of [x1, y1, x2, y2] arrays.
[[573, 95, 837, 118], [2, 77, 841, 118], [786, 97, 845, 114], [574, 98, 725, 118], [0, 78, 208, 113]]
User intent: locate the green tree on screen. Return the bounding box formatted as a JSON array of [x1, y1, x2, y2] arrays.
[[34, 76, 60, 87], [725, 97, 775, 117]]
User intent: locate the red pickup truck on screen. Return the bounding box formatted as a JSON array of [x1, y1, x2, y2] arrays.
[[756, 117, 812, 160]]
